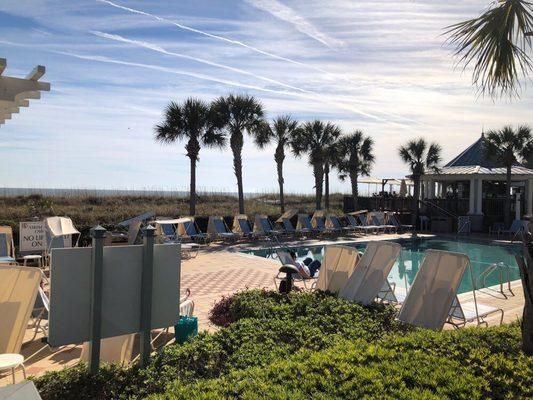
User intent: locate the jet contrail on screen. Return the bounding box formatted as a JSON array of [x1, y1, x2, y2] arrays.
[[245, 0, 342, 49], [95, 0, 351, 83], [90, 32, 422, 126], [56, 51, 409, 124], [91, 30, 316, 95]]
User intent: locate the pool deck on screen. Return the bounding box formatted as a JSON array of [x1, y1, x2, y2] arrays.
[[0, 232, 526, 386]]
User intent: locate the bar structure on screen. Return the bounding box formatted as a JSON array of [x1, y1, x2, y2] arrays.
[[419, 132, 533, 230], [0, 58, 50, 126]]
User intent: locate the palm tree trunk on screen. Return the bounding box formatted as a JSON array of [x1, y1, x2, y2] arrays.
[[189, 156, 197, 216], [517, 228, 533, 355], [313, 163, 324, 210], [350, 171, 358, 211], [505, 165, 512, 227], [324, 163, 330, 211], [231, 130, 245, 214], [275, 146, 285, 214]]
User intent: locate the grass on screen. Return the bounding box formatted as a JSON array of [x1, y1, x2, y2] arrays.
[[0, 193, 346, 228]]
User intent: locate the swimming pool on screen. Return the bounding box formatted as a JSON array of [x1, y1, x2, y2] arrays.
[[244, 238, 522, 294]]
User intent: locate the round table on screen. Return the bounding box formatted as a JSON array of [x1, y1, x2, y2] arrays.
[[0, 354, 26, 384]]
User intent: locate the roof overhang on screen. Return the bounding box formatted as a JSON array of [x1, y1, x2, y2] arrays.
[[0, 58, 50, 126]]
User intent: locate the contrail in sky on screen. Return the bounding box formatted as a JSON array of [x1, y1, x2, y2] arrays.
[[56, 51, 408, 125], [95, 0, 351, 83], [91, 30, 316, 95]]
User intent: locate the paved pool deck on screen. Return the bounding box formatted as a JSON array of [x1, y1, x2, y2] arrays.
[[0, 232, 526, 386]]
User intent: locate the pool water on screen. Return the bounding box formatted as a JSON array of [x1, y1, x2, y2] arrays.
[[244, 238, 522, 294]]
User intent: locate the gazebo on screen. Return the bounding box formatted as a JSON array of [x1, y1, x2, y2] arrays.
[[419, 133, 533, 230], [0, 58, 50, 126]]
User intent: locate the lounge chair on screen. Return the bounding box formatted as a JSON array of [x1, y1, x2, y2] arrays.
[[233, 215, 262, 239], [254, 215, 283, 237], [339, 241, 401, 305], [397, 250, 503, 330], [153, 220, 200, 259], [0, 266, 42, 354], [297, 214, 319, 236], [273, 250, 318, 290], [327, 215, 355, 234], [356, 214, 380, 234], [0, 226, 17, 264], [44, 216, 80, 252], [498, 219, 527, 241], [177, 217, 209, 244], [80, 334, 135, 366], [207, 216, 238, 242], [313, 216, 338, 236], [315, 245, 361, 293], [388, 213, 413, 231], [372, 212, 396, 233]]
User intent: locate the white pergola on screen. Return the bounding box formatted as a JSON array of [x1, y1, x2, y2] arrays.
[[0, 58, 50, 126]]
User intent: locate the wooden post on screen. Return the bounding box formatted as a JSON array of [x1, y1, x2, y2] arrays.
[[88, 225, 106, 374], [140, 225, 156, 367]]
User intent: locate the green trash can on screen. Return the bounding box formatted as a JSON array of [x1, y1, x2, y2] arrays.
[[174, 316, 198, 344]]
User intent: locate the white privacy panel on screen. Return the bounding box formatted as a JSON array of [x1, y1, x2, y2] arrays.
[[49, 244, 180, 347]]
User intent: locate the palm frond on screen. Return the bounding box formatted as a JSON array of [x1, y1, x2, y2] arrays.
[[446, 0, 533, 98]]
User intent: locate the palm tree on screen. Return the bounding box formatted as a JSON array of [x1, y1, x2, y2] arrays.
[[323, 141, 340, 211], [446, 0, 533, 98], [485, 125, 532, 227], [334, 131, 375, 211], [211, 94, 265, 214], [254, 115, 299, 213], [398, 139, 442, 231], [291, 120, 341, 210], [155, 98, 225, 216]]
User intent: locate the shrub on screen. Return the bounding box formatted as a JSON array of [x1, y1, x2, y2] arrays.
[[150, 328, 533, 400], [34, 290, 532, 400]]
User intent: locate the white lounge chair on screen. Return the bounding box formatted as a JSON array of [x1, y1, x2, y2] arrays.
[[315, 245, 361, 293], [80, 334, 135, 367], [397, 250, 503, 330], [339, 241, 401, 305], [44, 216, 80, 252], [0, 266, 42, 354]]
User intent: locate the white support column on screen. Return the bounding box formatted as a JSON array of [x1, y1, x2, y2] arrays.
[[476, 179, 483, 215], [468, 178, 475, 214], [526, 179, 533, 215], [428, 180, 435, 199]]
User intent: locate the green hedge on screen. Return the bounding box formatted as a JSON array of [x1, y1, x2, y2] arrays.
[[152, 327, 533, 399], [34, 290, 532, 400]]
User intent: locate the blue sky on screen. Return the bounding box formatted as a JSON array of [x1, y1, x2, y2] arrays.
[[0, 0, 532, 194]]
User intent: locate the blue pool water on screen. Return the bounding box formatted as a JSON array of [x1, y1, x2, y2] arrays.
[[244, 238, 522, 294]]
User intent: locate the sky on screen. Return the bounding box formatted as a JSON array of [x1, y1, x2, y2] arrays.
[[0, 0, 532, 194]]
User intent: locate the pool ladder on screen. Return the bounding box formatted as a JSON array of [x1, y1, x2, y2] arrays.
[[476, 262, 515, 299]]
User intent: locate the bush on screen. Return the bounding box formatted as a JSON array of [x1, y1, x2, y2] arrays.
[[150, 327, 533, 400], [34, 290, 532, 400]]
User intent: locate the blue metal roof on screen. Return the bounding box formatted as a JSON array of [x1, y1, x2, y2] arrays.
[[445, 133, 521, 168]]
